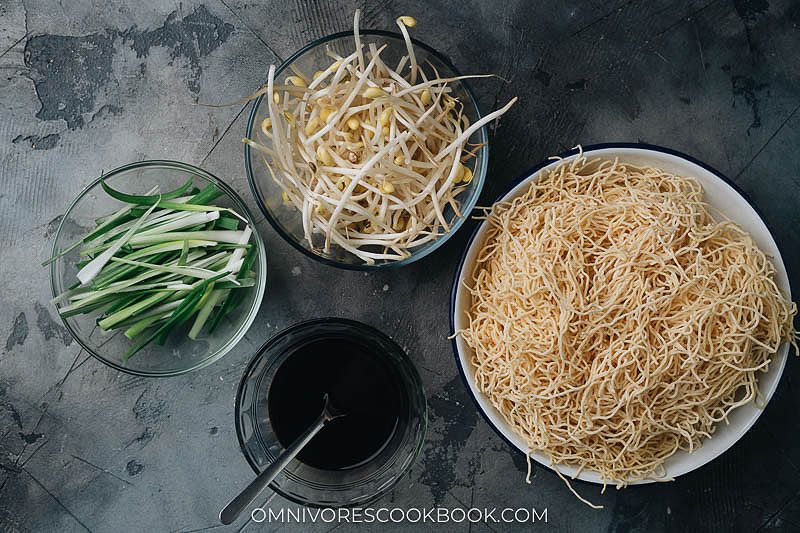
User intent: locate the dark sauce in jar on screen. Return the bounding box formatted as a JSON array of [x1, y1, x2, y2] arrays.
[[267, 336, 406, 470]]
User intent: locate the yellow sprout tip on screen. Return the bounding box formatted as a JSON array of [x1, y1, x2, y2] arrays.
[[421, 89, 432, 106], [379, 107, 393, 126], [305, 117, 321, 137], [320, 107, 336, 123], [363, 87, 387, 99], [285, 76, 307, 88], [316, 145, 334, 166], [398, 16, 417, 28]]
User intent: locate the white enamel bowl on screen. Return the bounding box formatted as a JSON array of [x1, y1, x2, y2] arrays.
[[450, 143, 792, 484]]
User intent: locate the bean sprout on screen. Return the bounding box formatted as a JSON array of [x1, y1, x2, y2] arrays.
[[245, 10, 517, 264]]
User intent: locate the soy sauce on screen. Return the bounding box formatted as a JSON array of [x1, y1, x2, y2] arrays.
[[267, 336, 406, 470]]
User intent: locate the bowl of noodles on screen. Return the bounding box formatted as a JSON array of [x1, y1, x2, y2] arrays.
[[450, 143, 796, 503]]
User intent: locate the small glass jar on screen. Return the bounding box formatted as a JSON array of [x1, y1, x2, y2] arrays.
[[235, 318, 427, 507]]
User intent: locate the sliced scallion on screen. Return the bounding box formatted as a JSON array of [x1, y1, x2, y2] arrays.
[[48, 180, 258, 361]]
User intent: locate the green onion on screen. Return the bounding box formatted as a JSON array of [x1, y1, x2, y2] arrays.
[[208, 243, 258, 333], [76, 201, 160, 285], [47, 180, 259, 362], [101, 178, 193, 204]]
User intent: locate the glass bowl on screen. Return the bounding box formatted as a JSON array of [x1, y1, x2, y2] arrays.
[[235, 318, 427, 507], [49, 160, 268, 377], [245, 30, 489, 270]]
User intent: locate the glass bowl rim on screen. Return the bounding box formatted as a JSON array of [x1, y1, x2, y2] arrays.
[[244, 29, 489, 271], [234, 317, 428, 507], [49, 159, 268, 378]]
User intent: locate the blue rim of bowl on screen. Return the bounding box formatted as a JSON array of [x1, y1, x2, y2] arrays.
[[449, 142, 794, 483], [244, 29, 489, 270], [234, 317, 428, 507], [49, 159, 268, 378]]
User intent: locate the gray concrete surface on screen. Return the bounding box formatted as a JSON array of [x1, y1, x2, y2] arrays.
[[1, 0, 799, 531]]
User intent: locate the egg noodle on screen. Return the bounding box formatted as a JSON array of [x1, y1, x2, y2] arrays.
[[459, 150, 797, 505]]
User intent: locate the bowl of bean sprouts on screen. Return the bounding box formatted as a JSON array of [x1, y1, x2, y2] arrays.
[[245, 13, 515, 269]]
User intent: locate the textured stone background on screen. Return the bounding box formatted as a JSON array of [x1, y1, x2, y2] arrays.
[[1, 0, 799, 531]]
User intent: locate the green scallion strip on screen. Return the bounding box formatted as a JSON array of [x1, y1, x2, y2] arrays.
[[98, 291, 172, 330], [124, 272, 228, 360], [101, 178, 193, 205], [208, 244, 258, 333]]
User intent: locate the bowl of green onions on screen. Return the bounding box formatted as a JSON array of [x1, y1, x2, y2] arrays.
[[47, 160, 267, 377]]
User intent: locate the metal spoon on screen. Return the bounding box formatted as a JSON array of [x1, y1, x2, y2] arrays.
[[219, 393, 345, 525]]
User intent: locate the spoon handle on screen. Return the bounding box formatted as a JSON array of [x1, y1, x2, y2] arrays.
[[219, 409, 327, 525]]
